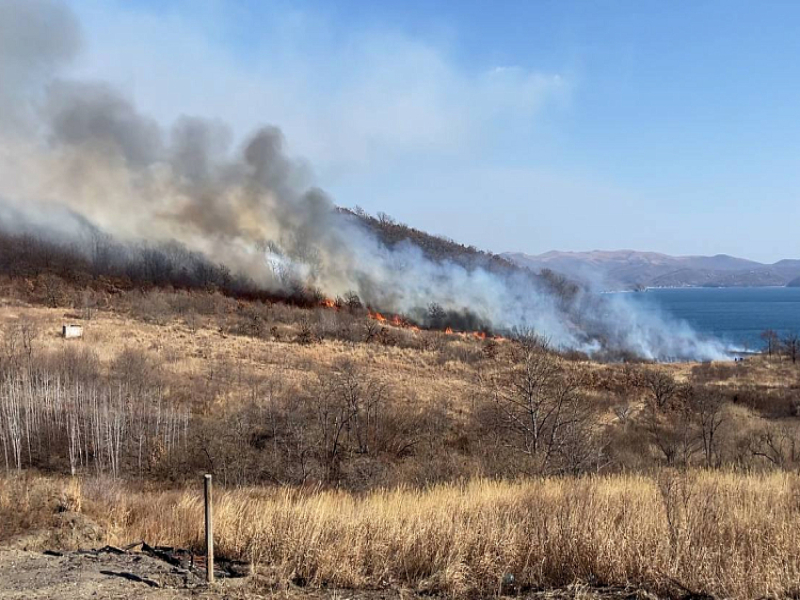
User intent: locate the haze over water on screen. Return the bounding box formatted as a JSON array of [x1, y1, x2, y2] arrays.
[[624, 287, 800, 352]]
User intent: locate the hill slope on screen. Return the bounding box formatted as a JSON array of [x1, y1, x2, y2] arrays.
[[503, 249, 800, 290]]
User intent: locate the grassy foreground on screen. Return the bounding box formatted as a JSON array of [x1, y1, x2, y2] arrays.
[[4, 472, 800, 598]]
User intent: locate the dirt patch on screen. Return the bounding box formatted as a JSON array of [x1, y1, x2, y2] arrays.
[[0, 549, 195, 599], [0, 547, 410, 600], [0, 547, 250, 599], [0, 548, 660, 600]]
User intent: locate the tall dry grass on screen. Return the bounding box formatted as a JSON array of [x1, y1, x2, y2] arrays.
[[5, 472, 800, 598]]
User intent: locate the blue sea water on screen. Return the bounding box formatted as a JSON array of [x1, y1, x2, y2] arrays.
[[621, 287, 800, 352]]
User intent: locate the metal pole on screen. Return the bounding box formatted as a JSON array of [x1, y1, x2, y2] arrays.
[[204, 474, 214, 584]]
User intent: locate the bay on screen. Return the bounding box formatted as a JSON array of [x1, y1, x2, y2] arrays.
[[621, 287, 800, 352]]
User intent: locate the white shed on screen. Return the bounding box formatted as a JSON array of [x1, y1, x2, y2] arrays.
[[62, 324, 83, 339]]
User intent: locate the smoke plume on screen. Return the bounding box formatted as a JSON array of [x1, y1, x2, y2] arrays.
[[0, 0, 726, 361]]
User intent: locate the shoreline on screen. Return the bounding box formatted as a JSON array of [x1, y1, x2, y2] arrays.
[[602, 284, 793, 293]]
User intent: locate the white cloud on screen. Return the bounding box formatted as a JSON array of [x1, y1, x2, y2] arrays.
[[63, 1, 569, 180]]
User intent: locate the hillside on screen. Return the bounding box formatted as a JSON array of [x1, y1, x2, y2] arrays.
[[342, 208, 515, 273], [1, 244, 800, 598], [2, 291, 800, 598], [503, 249, 800, 290]]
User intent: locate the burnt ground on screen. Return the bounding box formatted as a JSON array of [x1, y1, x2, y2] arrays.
[[0, 547, 424, 600], [0, 548, 221, 599], [0, 511, 252, 600]]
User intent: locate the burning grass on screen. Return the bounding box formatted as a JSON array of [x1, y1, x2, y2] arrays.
[[4, 471, 800, 598]]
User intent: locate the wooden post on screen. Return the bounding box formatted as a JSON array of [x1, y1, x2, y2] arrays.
[[204, 474, 214, 584]]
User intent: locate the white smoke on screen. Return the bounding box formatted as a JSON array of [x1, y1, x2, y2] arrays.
[[0, 0, 728, 361]]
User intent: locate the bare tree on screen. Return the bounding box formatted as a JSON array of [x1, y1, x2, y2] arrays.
[[488, 343, 596, 473], [613, 402, 633, 425], [314, 361, 388, 481], [296, 320, 318, 345], [761, 329, 780, 358], [363, 319, 381, 343], [783, 332, 800, 365], [686, 387, 726, 467], [636, 368, 681, 410], [748, 426, 797, 467], [0, 376, 23, 470], [80, 289, 97, 321], [343, 291, 363, 313], [185, 310, 201, 333], [641, 406, 699, 468], [40, 274, 65, 308], [377, 212, 396, 226]]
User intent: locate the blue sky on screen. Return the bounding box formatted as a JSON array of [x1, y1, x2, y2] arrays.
[[63, 0, 800, 262]]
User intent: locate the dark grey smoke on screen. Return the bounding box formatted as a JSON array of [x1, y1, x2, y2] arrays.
[[46, 80, 164, 167], [0, 0, 728, 361], [0, 0, 81, 135]]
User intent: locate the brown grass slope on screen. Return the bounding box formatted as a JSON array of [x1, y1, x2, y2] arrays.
[[1, 285, 800, 598]]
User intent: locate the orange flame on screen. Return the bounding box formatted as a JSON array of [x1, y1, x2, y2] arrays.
[[360, 308, 423, 334], [444, 327, 453, 334], [321, 297, 336, 308], [473, 331, 487, 340]]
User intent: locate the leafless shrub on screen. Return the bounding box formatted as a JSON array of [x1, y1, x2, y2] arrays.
[[363, 320, 382, 343], [783, 332, 800, 365], [38, 273, 67, 308], [184, 310, 201, 333], [0, 319, 39, 376], [761, 329, 781, 358], [48, 345, 101, 383], [296, 320, 319, 345], [481, 343, 602, 474], [112, 348, 162, 391], [376, 327, 397, 347], [747, 425, 798, 468], [613, 402, 632, 424], [631, 367, 683, 410], [437, 340, 483, 365], [79, 289, 98, 320], [132, 291, 172, 325], [314, 361, 389, 483], [232, 303, 270, 338], [731, 385, 800, 418], [685, 387, 727, 467], [691, 362, 738, 385]]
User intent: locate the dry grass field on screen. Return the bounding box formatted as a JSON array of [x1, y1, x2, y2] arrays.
[[0, 295, 479, 412], [2, 290, 800, 598], [4, 470, 800, 599]]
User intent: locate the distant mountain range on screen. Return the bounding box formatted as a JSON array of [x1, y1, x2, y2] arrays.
[[502, 250, 800, 291]]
